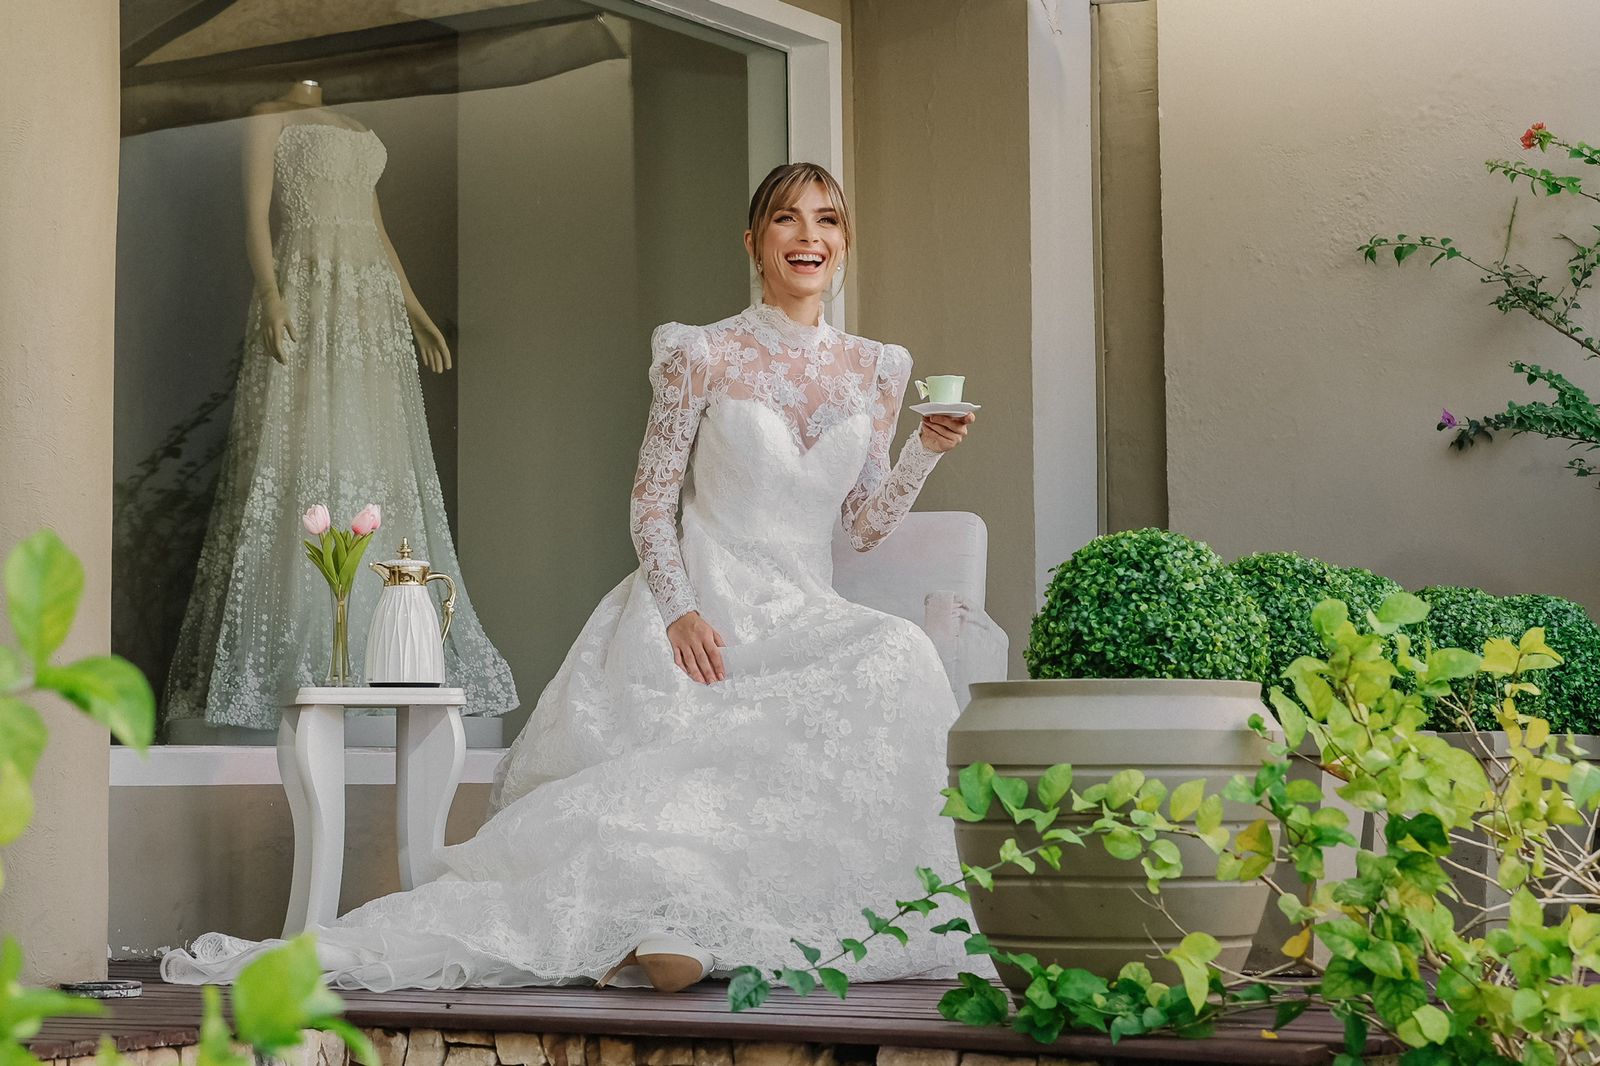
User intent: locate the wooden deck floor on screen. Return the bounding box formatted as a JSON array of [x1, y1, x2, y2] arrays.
[[27, 963, 1400, 1065]]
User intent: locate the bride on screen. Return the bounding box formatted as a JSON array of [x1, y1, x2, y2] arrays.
[[163, 161, 988, 994]]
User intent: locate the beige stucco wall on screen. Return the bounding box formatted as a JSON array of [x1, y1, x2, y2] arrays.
[[1160, 0, 1600, 600], [852, 0, 1039, 673], [109, 783, 492, 955], [0, 0, 119, 982], [1094, 1, 1166, 532]]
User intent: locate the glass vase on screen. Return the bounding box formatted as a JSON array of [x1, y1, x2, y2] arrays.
[[326, 589, 351, 687]]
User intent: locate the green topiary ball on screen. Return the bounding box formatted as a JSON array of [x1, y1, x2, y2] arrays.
[[1415, 585, 1528, 730], [1229, 552, 1357, 691], [1505, 594, 1600, 737], [1026, 528, 1270, 682]]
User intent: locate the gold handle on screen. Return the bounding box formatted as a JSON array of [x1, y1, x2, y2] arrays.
[[425, 572, 457, 644]]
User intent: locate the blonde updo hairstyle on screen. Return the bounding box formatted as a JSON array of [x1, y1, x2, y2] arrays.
[[746, 162, 854, 295]]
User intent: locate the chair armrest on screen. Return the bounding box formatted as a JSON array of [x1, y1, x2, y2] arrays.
[[923, 590, 1011, 710]]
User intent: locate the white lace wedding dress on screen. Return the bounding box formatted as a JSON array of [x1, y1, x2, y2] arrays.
[[163, 122, 517, 732], [163, 302, 995, 989]]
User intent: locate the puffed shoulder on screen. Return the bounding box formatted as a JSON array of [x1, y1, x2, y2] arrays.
[[649, 322, 710, 368], [872, 340, 913, 384]]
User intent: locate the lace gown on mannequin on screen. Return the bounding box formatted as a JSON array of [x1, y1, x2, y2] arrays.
[[163, 303, 996, 989], [164, 123, 518, 732]]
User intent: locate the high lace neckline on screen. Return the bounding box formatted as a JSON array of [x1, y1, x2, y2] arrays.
[[744, 301, 836, 352]]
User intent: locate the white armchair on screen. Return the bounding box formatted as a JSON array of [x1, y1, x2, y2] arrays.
[[831, 511, 1010, 709]]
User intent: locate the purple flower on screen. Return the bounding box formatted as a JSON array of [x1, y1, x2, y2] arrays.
[[1439, 408, 1459, 429]]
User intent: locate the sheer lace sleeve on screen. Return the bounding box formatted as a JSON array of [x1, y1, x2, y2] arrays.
[[630, 323, 713, 627], [840, 343, 942, 551]]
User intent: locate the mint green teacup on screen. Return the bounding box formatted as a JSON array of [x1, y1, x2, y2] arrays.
[[914, 375, 965, 403]]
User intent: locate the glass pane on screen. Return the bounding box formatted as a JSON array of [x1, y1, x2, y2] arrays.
[[113, 0, 788, 744]]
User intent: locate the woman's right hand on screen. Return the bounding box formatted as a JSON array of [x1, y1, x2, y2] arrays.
[[260, 294, 297, 364], [667, 611, 727, 684]]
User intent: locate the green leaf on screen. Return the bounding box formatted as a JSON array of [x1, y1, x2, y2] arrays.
[[0, 647, 27, 693], [231, 936, 346, 1056], [1037, 764, 1073, 809], [936, 973, 1010, 1027], [1105, 768, 1145, 808], [992, 775, 1029, 814], [5, 530, 84, 666], [1273, 998, 1310, 1030], [1103, 826, 1142, 860], [790, 939, 821, 965], [817, 967, 849, 1001], [1169, 779, 1206, 822], [839, 938, 867, 962], [957, 764, 996, 819], [1424, 647, 1481, 683], [320, 1019, 378, 1066], [34, 656, 155, 750], [1319, 957, 1372, 1001], [777, 967, 816, 997], [1166, 932, 1219, 1014], [1357, 940, 1406, 981], [0, 759, 33, 846], [998, 838, 1035, 874], [1570, 760, 1600, 808], [929, 918, 971, 935], [1412, 1004, 1450, 1044], [1372, 976, 1429, 1026], [727, 968, 771, 1011], [0, 696, 47, 779], [1269, 689, 1307, 748], [1376, 592, 1429, 627]]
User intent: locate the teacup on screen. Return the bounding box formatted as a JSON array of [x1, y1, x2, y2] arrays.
[[914, 375, 965, 404]]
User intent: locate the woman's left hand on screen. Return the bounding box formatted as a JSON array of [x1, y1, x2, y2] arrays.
[[919, 412, 975, 454]]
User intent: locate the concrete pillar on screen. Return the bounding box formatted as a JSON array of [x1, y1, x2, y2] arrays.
[[0, 0, 119, 982]]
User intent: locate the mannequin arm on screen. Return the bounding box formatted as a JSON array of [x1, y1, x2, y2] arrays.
[[373, 195, 452, 372], [242, 108, 293, 363], [242, 110, 284, 299]]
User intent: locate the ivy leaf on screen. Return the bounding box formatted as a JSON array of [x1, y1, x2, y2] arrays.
[[4, 530, 83, 666], [1273, 998, 1310, 1030], [1371, 976, 1428, 1026], [957, 763, 997, 818], [34, 656, 155, 751], [992, 775, 1029, 814], [231, 936, 347, 1056], [1166, 932, 1219, 1013], [1168, 778, 1206, 823], [817, 968, 849, 1001], [727, 968, 771, 1011], [1037, 764, 1073, 809], [936, 972, 1010, 1026], [777, 968, 816, 997]]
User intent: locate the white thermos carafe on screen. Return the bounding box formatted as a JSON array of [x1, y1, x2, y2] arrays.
[[365, 539, 456, 686]]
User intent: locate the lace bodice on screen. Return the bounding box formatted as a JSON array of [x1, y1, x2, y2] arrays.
[[273, 124, 385, 233], [630, 303, 941, 626]]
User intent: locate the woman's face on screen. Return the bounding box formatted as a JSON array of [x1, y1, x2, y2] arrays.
[[747, 181, 846, 306]]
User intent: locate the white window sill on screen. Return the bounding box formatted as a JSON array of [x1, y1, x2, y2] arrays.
[[110, 745, 506, 787]]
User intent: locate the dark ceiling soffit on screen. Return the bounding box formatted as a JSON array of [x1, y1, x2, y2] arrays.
[[122, 0, 245, 68], [122, 3, 598, 86]]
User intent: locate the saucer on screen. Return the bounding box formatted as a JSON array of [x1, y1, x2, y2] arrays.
[[911, 401, 981, 416]]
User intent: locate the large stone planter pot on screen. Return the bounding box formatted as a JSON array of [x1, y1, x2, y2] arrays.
[[1434, 731, 1600, 931], [948, 678, 1278, 993]]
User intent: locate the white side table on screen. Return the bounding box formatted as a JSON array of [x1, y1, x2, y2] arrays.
[[278, 686, 467, 937]]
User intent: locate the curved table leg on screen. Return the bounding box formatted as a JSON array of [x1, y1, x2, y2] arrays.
[[278, 704, 345, 935], [395, 705, 465, 889]]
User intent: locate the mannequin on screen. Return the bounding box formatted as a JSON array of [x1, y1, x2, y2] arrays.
[[161, 82, 517, 733]]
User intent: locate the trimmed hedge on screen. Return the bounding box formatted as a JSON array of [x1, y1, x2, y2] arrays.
[[1228, 552, 1352, 691], [1415, 585, 1533, 730], [1026, 529, 1269, 682], [1506, 594, 1600, 736]]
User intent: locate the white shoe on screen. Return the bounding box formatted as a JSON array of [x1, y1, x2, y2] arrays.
[[597, 932, 713, 992]]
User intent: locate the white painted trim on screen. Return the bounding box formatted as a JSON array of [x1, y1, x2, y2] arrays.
[[110, 745, 505, 787], [1030, 0, 1101, 601], [628, 0, 846, 324]]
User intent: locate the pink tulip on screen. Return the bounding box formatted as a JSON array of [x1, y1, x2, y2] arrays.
[[302, 504, 331, 536], [350, 504, 383, 537]]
